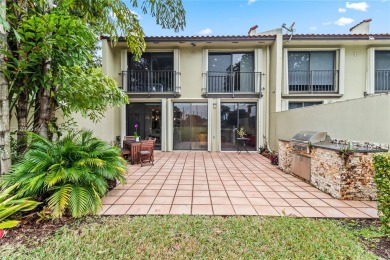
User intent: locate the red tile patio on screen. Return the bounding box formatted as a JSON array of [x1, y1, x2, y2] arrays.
[[100, 151, 378, 218]]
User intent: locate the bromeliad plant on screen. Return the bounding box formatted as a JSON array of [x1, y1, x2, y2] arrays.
[[0, 184, 40, 231], [1, 130, 127, 218]]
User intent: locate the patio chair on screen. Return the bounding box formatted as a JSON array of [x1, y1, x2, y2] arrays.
[[138, 140, 155, 166], [121, 147, 131, 161]]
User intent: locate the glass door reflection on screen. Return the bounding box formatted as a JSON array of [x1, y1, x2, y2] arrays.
[[220, 102, 257, 151], [173, 103, 208, 150]]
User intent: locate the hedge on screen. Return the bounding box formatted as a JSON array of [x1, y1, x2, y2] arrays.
[[373, 152, 390, 235]]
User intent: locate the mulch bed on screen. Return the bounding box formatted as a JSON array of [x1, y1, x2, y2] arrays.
[[342, 219, 390, 259]]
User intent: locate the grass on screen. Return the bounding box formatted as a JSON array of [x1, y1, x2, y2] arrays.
[[2, 215, 378, 259]]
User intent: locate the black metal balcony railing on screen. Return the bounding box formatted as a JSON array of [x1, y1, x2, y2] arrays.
[[205, 71, 262, 94], [288, 70, 339, 93], [375, 70, 390, 93], [122, 70, 179, 94]]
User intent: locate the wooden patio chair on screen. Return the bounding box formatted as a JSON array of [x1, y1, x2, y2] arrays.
[[121, 147, 131, 161], [138, 140, 154, 166]]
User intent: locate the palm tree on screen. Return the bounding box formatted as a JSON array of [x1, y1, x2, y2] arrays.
[[0, 0, 11, 174], [1, 130, 127, 218]]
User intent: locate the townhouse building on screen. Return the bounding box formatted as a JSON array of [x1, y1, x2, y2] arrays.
[[80, 19, 390, 151]]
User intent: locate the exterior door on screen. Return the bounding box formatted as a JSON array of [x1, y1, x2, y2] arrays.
[[220, 102, 257, 151], [173, 103, 208, 150], [127, 103, 161, 150]]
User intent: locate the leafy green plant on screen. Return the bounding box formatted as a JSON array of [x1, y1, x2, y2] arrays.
[[1, 130, 127, 218], [373, 152, 390, 235], [338, 144, 355, 166], [236, 127, 246, 138], [0, 184, 40, 230]]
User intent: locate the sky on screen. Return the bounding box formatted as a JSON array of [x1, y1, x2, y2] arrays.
[[131, 0, 390, 36]]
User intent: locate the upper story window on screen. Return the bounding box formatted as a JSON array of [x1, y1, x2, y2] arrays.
[[288, 101, 323, 110], [375, 51, 390, 93], [126, 52, 176, 93], [207, 52, 257, 93], [288, 51, 338, 94]]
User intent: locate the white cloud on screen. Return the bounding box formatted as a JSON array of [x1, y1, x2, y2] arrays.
[[338, 8, 346, 13], [346, 2, 369, 11], [197, 28, 212, 36], [334, 17, 354, 26], [131, 11, 141, 19], [322, 21, 332, 26], [309, 26, 317, 31], [248, 0, 256, 4]]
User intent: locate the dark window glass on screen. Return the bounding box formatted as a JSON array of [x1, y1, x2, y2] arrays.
[[375, 51, 390, 92], [288, 102, 322, 110], [288, 51, 336, 92]]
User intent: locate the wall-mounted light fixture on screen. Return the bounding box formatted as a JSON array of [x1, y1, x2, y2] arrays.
[[190, 43, 196, 47], [213, 103, 217, 108]]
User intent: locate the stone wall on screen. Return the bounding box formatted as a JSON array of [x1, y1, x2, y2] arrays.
[[278, 140, 377, 200]]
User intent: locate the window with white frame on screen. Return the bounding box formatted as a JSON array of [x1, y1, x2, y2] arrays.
[[375, 51, 390, 93], [207, 52, 256, 93], [288, 101, 323, 110], [288, 51, 338, 93]]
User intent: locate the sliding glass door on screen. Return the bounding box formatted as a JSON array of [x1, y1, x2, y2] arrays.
[[173, 103, 208, 150], [127, 103, 161, 150], [221, 102, 257, 151]]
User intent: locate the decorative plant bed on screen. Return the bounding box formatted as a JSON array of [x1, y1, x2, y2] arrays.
[[279, 139, 388, 200]]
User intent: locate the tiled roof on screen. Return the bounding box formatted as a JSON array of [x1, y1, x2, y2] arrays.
[[349, 19, 372, 32], [101, 35, 277, 42], [283, 33, 390, 40], [101, 33, 390, 42]]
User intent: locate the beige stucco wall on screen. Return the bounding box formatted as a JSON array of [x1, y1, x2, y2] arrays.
[[270, 94, 390, 150]]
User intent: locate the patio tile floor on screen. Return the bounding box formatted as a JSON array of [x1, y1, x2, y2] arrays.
[[101, 151, 378, 218]]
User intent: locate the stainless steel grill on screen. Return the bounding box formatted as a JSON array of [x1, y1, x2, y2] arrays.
[[290, 131, 330, 181], [291, 131, 330, 154]]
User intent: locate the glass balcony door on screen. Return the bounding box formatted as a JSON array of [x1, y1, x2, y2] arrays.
[[221, 102, 257, 151], [173, 103, 208, 150], [127, 103, 161, 150]]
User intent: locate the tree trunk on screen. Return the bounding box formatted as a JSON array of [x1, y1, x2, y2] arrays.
[[0, 0, 11, 174], [16, 89, 29, 153], [34, 0, 53, 140], [34, 85, 51, 139]]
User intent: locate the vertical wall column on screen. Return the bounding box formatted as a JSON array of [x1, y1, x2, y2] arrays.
[[167, 98, 173, 151], [161, 99, 167, 151], [120, 50, 128, 146], [207, 99, 213, 151], [216, 99, 221, 151]]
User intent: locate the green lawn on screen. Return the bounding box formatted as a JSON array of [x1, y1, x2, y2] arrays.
[[2, 216, 378, 259]]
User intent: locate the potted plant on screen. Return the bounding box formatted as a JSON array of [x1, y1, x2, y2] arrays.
[[134, 123, 140, 142], [236, 127, 246, 139]]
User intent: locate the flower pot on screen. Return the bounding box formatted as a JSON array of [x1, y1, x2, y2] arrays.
[[135, 137, 140, 142]]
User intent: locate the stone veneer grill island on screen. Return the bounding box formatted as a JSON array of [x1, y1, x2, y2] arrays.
[[278, 133, 388, 201]]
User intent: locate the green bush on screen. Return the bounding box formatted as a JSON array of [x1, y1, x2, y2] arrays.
[[373, 152, 390, 235], [0, 184, 40, 229], [1, 130, 127, 218]]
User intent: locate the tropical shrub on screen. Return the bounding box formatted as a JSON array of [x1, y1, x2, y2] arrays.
[[0, 184, 40, 230], [1, 130, 127, 218], [373, 152, 390, 235]]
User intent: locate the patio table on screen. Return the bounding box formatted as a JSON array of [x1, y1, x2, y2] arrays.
[[123, 140, 142, 164], [236, 138, 250, 154]]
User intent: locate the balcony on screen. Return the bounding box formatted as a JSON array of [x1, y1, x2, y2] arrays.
[[288, 70, 339, 94], [122, 70, 180, 96], [203, 71, 262, 97], [375, 70, 390, 93]]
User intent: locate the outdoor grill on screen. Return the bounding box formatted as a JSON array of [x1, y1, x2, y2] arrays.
[[290, 131, 330, 181], [290, 131, 330, 154]]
